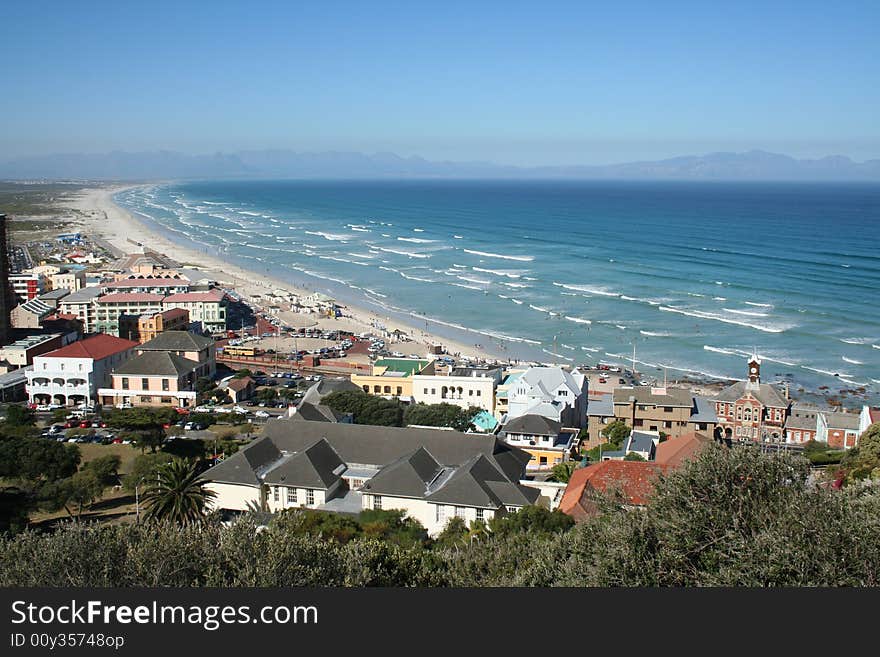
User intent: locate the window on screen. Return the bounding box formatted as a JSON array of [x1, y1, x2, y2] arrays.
[[431, 388, 435, 395], [121, 378, 129, 390], [284, 488, 291, 504], [475, 508, 484, 522], [476, 390, 481, 397], [436, 505, 446, 523], [455, 506, 466, 519], [372, 494, 381, 510], [396, 386, 402, 395], [383, 386, 391, 394], [141, 378, 149, 390], [162, 379, 170, 391], [273, 487, 280, 502], [289, 488, 298, 504], [424, 388, 428, 394]]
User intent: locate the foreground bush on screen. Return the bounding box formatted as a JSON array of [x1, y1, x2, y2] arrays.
[[2, 446, 879, 587]]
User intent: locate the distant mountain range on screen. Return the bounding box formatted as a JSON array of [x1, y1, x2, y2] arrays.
[[1, 148, 879, 181]]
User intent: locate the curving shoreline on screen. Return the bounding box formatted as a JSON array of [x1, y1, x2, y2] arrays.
[[66, 184, 517, 364]]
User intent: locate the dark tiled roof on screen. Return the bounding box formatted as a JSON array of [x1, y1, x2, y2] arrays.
[[502, 414, 562, 436], [263, 438, 345, 489], [114, 351, 201, 376], [292, 402, 348, 423], [139, 330, 214, 352], [361, 447, 443, 498]]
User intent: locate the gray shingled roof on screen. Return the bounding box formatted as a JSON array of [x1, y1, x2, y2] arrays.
[[784, 415, 817, 431], [292, 402, 349, 423], [263, 438, 345, 489], [205, 418, 536, 509], [714, 380, 788, 407], [361, 447, 444, 498], [300, 378, 362, 407], [114, 351, 201, 376], [502, 414, 562, 436], [139, 330, 213, 352]]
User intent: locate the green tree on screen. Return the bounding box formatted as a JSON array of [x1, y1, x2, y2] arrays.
[[123, 453, 173, 491], [3, 405, 35, 427], [488, 505, 574, 537], [601, 420, 631, 447], [403, 403, 480, 431], [624, 452, 646, 461], [141, 458, 216, 525], [549, 460, 578, 483]]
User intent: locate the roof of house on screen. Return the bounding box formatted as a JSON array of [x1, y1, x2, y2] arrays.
[[654, 432, 713, 467], [14, 298, 53, 317], [163, 290, 226, 303], [38, 289, 70, 301], [108, 275, 189, 286], [626, 431, 659, 454], [97, 293, 165, 304], [372, 358, 430, 377], [714, 380, 788, 407], [784, 415, 818, 431], [691, 396, 718, 423], [225, 376, 255, 392], [502, 414, 562, 436], [292, 402, 349, 423], [517, 366, 585, 397], [40, 334, 138, 360], [113, 351, 201, 377], [587, 395, 614, 417], [559, 461, 672, 521], [205, 418, 535, 510], [138, 330, 213, 352], [299, 378, 362, 407], [263, 438, 345, 489], [612, 386, 693, 407], [59, 287, 102, 303], [824, 411, 861, 430]]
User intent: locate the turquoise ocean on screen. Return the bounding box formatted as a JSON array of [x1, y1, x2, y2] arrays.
[[115, 180, 880, 402]]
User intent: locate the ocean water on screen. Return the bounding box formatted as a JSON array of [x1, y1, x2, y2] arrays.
[[115, 180, 880, 400]]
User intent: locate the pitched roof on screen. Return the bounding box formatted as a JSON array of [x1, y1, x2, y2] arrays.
[[59, 286, 102, 303], [519, 366, 584, 397], [205, 418, 535, 509], [361, 447, 444, 498], [114, 351, 201, 377], [824, 411, 861, 430], [292, 402, 348, 423], [225, 376, 255, 392], [300, 378, 361, 406], [138, 330, 213, 352], [714, 380, 788, 407], [206, 437, 282, 486], [783, 415, 818, 431], [559, 461, 671, 521], [502, 414, 562, 436], [654, 432, 712, 467], [97, 293, 165, 304], [263, 438, 345, 489], [163, 290, 226, 303], [41, 334, 138, 360]]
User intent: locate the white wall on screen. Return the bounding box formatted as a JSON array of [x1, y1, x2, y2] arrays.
[[206, 482, 261, 511], [411, 374, 496, 412], [361, 493, 496, 536]]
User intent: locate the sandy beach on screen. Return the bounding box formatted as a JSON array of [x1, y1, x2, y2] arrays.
[[65, 185, 504, 363]]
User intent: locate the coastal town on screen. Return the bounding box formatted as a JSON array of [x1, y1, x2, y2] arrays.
[[0, 188, 877, 536]]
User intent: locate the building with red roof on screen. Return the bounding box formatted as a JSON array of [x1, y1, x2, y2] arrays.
[[559, 460, 672, 521], [26, 334, 138, 407], [654, 432, 713, 468]]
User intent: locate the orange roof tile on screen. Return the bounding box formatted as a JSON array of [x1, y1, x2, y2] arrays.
[[41, 334, 138, 361], [654, 432, 712, 468], [559, 461, 671, 521]]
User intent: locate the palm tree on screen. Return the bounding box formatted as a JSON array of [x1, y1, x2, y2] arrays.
[[141, 458, 216, 525]]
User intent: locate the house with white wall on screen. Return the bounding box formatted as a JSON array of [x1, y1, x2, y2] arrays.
[[26, 334, 138, 406], [411, 362, 502, 413], [505, 366, 588, 429], [204, 418, 542, 535]]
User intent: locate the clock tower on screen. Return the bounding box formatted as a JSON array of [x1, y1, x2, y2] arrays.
[[747, 355, 761, 386]]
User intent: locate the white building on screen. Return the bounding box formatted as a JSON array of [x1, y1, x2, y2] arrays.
[[506, 366, 588, 429], [204, 418, 542, 535], [26, 334, 138, 406], [411, 363, 503, 413]]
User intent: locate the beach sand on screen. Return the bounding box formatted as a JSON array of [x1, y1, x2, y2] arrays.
[[65, 185, 500, 362]]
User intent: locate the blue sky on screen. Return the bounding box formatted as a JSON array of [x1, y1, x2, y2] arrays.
[[2, 1, 878, 165]]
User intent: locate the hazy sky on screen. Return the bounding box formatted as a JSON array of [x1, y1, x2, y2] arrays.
[[2, 1, 879, 165]]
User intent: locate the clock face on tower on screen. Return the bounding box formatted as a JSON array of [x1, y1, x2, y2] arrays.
[[750, 366, 757, 374]]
